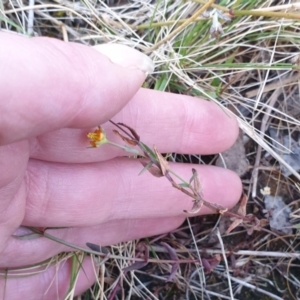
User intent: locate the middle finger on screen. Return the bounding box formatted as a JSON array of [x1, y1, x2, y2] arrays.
[[23, 157, 241, 227]]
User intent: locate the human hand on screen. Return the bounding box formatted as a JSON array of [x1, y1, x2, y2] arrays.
[[0, 32, 242, 299]]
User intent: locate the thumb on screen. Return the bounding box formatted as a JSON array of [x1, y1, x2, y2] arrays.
[[0, 33, 154, 145]]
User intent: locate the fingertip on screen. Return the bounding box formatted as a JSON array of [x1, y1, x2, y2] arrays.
[[218, 107, 240, 152], [167, 163, 242, 216], [189, 100, 240, 154], [93, 43, 154, 74], [199, 166, 243, 214], [118, 89, 240, 155]]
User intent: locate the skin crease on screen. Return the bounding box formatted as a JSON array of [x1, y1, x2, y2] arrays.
[[0, 32, 242, 300]]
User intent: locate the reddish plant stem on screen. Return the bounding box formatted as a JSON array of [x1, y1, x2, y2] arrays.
[[110, 120, 248, 221]]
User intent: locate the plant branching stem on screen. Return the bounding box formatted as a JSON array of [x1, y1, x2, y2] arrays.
[[110, 120, 250, 221]]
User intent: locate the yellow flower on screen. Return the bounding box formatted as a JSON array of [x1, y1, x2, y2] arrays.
[[87, 127, 107, 147]]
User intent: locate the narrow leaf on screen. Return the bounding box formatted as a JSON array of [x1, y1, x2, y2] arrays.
[[122, 261, 148, 272], [191, 168, 201, 194], [226, 219, 243, 234], [226, 194, 248, 233], [140, 160, 163, 177], [113, 130, 138, 146], [86, 242, 101, 252], [154, 145, 169, 175], [202, 256, 221, 273], [179, 182, 190, 188], [184, 200, 203, 214], [237, 193, 248, 216], [161, 242, 179, 281], [201, 258, 212, 273], [118, 123, 140, 141], [139, 142, 156, 160], [168, 263, 179, 282], [139, 160, 152, 175], [161, 242, 178, 261], [86, 242, 110, 255], [189, 169, 198, 185]]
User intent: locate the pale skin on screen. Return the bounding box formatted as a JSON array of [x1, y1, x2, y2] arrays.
[[0, 32, 242, 299]]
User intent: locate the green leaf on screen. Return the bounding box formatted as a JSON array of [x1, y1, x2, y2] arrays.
[[139, 142, 156, 160], [189, 171, 198, 185], [179, 182, 190, 188], [139, 161, 153, 176]]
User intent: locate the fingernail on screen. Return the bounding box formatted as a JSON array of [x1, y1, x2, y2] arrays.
[[93, 44, 154, 74], [13, 226, 34, 237]]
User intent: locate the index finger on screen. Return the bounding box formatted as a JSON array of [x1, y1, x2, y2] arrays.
[[30, 88, 239, 162], [0, 33, 152, 145]]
